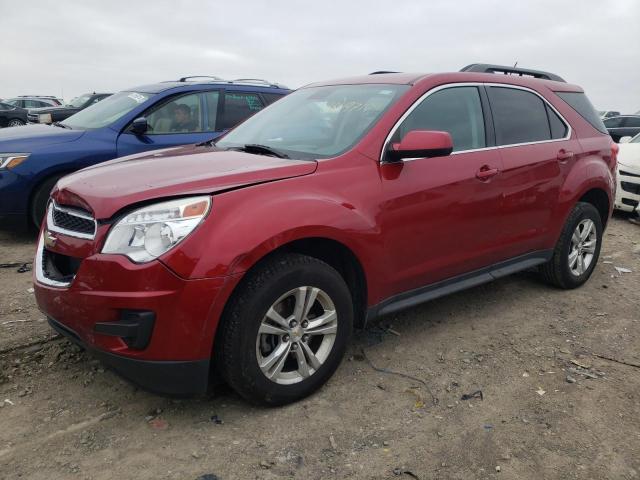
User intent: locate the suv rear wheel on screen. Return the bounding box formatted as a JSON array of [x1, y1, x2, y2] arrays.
[[216, 253, 353, 406], [540, 202, 603, 289]]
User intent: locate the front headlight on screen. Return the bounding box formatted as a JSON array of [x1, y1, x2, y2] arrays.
[[0, 153, 30, 170], [102, 196, 211, 263]]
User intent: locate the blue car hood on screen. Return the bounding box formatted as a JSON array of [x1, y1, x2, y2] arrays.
[[0, 124, 85, 151]]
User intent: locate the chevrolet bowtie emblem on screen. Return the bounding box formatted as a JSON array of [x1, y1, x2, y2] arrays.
[[44, 231, 57, 248]]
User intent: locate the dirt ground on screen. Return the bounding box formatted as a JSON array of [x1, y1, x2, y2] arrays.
[[0, 216, 639, 480]]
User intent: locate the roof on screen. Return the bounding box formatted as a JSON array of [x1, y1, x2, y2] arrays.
[[129, 78, 290, 94], [303, 71, 582, 92]]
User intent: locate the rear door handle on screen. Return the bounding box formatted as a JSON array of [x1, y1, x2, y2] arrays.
[[557, 149, 574, 162], [475, 165, 500, 181]]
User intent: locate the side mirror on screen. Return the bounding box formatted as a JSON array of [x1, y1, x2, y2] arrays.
[[386, 130, 453, 162], [620, 136, 633, 143], [130, 117, 148, 135]]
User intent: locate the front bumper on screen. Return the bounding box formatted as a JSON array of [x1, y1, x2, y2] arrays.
[[48, 316, 210, 395], [615, 165, 640, 212], [33, 229, 234, 395], [0, 169, 29, 218]]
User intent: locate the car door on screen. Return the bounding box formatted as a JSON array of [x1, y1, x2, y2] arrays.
[[486, 85, 577, 257], [379, 85, 506, 295], [116, 91, 219, 157]]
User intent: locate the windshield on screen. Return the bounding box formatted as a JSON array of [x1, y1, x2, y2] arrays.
[[67, 94, 92, 108], [63, 91, 152, 129], [216, 84, 409, 159], [631, 133, 640, 144]]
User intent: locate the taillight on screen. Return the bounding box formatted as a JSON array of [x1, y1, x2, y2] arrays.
[[610, 142, 619, 172]]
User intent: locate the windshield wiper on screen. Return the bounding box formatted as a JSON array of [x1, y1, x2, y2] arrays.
[[234, 144, 289, 159], [196, 137, 217, 147], [52, 122, 71, 129]]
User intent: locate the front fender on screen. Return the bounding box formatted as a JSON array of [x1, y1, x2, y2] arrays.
[[160, 175, 383, 288]]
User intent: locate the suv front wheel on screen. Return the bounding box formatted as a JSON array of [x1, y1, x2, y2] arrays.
[[216, 253, 353, 406], [540, 202, 603, 289]]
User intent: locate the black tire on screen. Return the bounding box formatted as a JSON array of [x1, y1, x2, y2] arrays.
[[8, 119, 25, 127], [540, 202, 603, 289], [216, 253, 353, 406], [30, 174, 65, 228]]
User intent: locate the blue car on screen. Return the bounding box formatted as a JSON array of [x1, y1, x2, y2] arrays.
[[0, 77, 290, 227]]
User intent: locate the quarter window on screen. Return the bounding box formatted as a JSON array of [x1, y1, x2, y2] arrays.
[[221, 92, 264, 130], [396, 86, 486, 152], [145, 93, 202, 134], [546, 104, 568, 139], [488, 87, 552, 145]]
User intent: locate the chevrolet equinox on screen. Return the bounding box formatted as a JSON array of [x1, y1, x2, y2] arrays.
[[34, 64, 617, 405]]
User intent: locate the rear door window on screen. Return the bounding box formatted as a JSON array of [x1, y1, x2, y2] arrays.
[[221, 92, 265, 130], [623, 117, 640, 128], [395, 86, 486, 152], [487, 87, 551, 145], [604, 117, 625, 128]]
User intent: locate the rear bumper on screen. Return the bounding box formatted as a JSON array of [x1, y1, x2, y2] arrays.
[[48, 317, 210, 395]]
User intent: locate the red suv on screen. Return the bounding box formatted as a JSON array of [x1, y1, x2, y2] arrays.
[[34, 64, 617, 405]]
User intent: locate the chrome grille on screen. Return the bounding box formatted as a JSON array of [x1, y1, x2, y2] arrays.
[[48, 202, 96, 239]]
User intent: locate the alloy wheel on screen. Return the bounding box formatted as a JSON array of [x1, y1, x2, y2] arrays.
[[568, 219, 597, 276], [256, 286, 338, 385]]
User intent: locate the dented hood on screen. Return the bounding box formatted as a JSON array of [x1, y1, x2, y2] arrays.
[[53, 144, 317, 219]]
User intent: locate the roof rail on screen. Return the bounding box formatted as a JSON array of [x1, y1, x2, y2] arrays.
[[460, 63, 566, 83], [178, 75, 224, 82], [18, 95, 60, 98], [230, 78, 287, 88], [369, 71, 400, 75]]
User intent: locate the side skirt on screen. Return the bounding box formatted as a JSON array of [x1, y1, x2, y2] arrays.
[[366, 250, 553, 322]]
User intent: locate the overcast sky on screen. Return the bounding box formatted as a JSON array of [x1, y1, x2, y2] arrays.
[[1, 0, 639, 112]]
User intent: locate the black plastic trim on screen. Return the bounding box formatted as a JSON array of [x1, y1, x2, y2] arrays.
[[48, 317, 209, 396], [366, 250, 553, 321], [94, 310, 155, 349]]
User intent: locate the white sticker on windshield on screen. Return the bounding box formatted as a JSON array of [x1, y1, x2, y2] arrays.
[[128, 93, 146, 103], [379, 90, 394, 95]]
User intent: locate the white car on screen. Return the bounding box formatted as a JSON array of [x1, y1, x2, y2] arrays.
[[615, 133, 640, 212]]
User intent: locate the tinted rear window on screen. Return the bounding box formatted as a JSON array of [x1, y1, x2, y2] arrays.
[[556, 92, 607, 134], [488, 87, 551, 145]]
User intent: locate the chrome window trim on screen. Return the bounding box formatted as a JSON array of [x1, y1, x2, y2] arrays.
[[34, 233, 72, 288], [379, 82, 572, 163], [47, 201, 97, 240]]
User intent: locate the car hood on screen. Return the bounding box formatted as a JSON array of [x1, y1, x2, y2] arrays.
[[0, 123, 85, 150], [618, 143, 640, 169], [53, 144, 318, 220]]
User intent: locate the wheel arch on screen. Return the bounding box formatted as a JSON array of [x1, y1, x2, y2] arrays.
[[228, 236, 369, 329], [578, 187, 610, 228]]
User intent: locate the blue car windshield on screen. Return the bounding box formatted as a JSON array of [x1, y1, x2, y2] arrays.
[[63, 91, 152, 129], [216, 84, 409, 159]]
